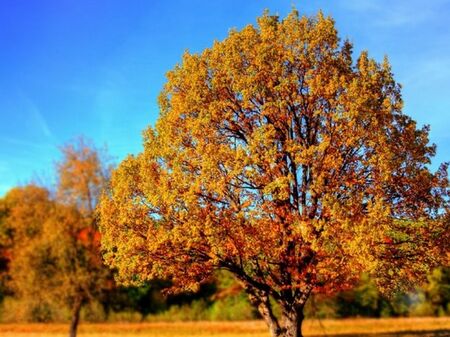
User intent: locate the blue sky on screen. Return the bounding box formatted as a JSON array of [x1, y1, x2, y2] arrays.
[[1, 0, 449, 196]]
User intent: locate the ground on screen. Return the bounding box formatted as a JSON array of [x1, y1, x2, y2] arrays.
[[0, 317, 449, 337]]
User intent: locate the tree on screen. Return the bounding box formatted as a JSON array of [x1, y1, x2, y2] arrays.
[[421, 267, 450, 316], [2, 139, 112, 337], [2, 185, 63, 321], [99, 10, 448, 337], [0, 197, 12, 304], [55, 138, 112, 337]]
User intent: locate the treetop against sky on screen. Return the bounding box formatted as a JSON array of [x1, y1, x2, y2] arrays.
[[1, 0, 449, 196]]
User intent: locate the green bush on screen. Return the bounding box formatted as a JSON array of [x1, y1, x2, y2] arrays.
[[147, 299, 210, 321], [304, 295, 339, 319], [81, 300, 107, 322], [107, 310, 143, 322], [208, 294, 255, 320]]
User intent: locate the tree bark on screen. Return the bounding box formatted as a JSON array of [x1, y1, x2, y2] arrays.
[[246, 289, 281, 337], [69, 297, 82, 337], [244, 285, 305, 337], [280, 306, 304, 337]]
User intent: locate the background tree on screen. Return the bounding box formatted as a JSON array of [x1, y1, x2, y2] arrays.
[[55, 138, 112, 337], [417, 267, 450, 316], [2, 139, 112, 337], [100, 10, 449, 337], [2, 185, 61, 321], [0, 197, 12, 305]]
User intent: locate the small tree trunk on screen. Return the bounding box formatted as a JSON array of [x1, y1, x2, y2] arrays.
[[69, 298, 82, 337]]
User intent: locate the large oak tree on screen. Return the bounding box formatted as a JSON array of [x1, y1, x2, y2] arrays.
[[99, 11, 448, 337]]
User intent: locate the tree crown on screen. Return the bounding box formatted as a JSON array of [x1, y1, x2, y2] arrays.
[[100, 10, 448, 301]]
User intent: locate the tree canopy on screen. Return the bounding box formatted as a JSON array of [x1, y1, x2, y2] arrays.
[[99, 10, 448, 337]]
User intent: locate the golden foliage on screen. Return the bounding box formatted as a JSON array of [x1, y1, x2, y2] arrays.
[[99, 9, 448, 336]]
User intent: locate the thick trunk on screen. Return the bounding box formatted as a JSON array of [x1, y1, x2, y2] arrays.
[[261, 304, 304, 337], [69, 298, 82, 337], [241, 281, 308, 337], [280, 308, 304, 337]]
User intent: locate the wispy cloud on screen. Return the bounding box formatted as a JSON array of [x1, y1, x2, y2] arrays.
[[20, 93, 54, 140]]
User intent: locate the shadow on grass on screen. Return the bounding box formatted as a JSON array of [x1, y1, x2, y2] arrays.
[[312, 330, 450, 337]]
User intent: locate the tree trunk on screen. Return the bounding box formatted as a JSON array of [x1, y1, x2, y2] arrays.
[[280, 307, 304, 337], [241, 282, 307, 337], [256, 300, 305, 337], [246, 290, 281, 337], [261, 304, 305, 337], [69, 298, 82, 337]]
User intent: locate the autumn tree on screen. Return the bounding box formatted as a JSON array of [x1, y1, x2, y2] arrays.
[[0, 197, 12, 303], [99, 11, 448, 337], [56, 138, 112, 337], [2, 185, 62, 321], [2, 139, 112, 337]]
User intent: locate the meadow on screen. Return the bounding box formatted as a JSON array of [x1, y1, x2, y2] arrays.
[[0, 317, 449, 337]]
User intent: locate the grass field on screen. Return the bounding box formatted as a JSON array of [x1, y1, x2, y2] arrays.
[[0, 317, 449, 337]]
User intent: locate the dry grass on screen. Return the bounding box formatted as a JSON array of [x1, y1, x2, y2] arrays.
[[0, 317, 449, 337]]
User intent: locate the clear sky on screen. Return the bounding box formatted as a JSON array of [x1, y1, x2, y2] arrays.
[[1, 0, 449, 196]]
